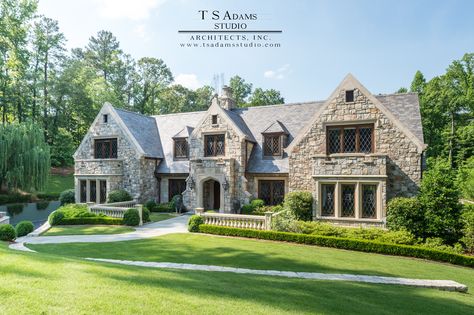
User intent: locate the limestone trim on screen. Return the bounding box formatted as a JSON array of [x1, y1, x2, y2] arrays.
[[286, 74, 426, 154], [73, 103, 145, 159], [315, 179, 384, 220]]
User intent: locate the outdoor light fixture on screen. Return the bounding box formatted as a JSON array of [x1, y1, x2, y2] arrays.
[[222, 177, 229, 191], [187, 176, 195, 190]]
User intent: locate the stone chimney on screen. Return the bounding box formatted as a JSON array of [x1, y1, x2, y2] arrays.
[[219, 85, 236, 110]]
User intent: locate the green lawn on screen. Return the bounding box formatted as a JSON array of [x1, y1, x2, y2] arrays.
[[24, 233, 474, 314], [42, 173, 74, 195], [42, 225, 134, 236], [149, 212, 179, 222]]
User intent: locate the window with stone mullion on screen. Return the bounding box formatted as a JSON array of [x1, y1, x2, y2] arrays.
[[263, 135, 281, 156]]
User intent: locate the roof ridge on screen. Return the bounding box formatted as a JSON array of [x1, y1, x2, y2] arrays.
[[376, 92, 418, 97], [232, 100, 324, 111], [114, 107, 155, 120], [151, 110, 206, 118]]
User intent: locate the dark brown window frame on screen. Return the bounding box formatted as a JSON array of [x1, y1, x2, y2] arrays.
[[345, 90, 354, 102], [258, 180, 285, 206], [94, 138, 118, 159], [326, 124, 374, 154], [173, 138, 189, 159], [204, 134, 225, 157], [263, 133, 282, 157]]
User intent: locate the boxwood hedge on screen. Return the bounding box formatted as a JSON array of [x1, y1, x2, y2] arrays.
[[197, 224, 474, 268]]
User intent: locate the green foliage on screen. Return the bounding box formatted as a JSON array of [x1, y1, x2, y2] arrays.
[[272, 210, 300, 233], [15, 221, 34, 237], [0, 224, 16, 241], [142, 207, 150, 223], [197, 225, 474, 268], [50, 128, 75, 167], [0, 193, 31, 205], [59, 217, 123, 225], [36, 201, 50, 210], [171, 194, 183, 212], [249, 88, 284, 106], [48, 210, 64, 226], [0, 123, 50, 191], [386, 197, 425, 238], [420, 237, 464, 254], [240, 199, 266, 214], [252, 205, 283, 215], [283, 191, 313, 221], [461, 205, 474, 253], [123, 208, 140, 226], [144, 199, 157, 211], [229, 75, 252, 106], [6, 203, 24, 214], [59, 189, 75, 205], [107, 189, 132, 203], [36, 193, 60, 201], [456, 157, 474, 200], [240, 203, 254, 214], [419, 158, 463, 243], [188, 215, 204, 232]]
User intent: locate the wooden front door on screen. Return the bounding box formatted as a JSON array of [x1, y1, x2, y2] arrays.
[[213, 181, 220, 210], [168, 179, 186, 201]]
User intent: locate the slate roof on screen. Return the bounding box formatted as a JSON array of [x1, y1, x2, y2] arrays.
[[116, 92, 424, 174], [114, 108, 163, 158]]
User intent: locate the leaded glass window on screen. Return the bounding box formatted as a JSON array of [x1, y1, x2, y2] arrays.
[[326, 125, 373, 154], [89, 180, 97, 203], [99, 180, 107, 204], [80, 180, 87, 203], [341, 184, 355, 217], [94, 138, 117, 159], [258, 180, 285, 205], [263, 135, 281, 156], [362, 184, 377, 218], [205, 134, 225, 156], [321, 184, 335, 216], [174, 138, 188, 159]]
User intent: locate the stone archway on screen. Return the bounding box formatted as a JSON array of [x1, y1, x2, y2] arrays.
[[202, 178, 221, 210]]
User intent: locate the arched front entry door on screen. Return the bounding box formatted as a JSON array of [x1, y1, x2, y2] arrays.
[[202, 179, 221, 210]]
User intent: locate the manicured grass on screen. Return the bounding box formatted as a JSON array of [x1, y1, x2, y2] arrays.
[[42, 174, 74, 195], [149, 212, 179, 222], [42, 225, 134, 236], [0, 239, 471, 314]]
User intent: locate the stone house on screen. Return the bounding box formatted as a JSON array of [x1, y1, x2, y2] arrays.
[[74, 74, 425, 225]]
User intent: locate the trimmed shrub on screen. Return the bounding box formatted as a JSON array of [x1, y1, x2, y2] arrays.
[[251, 199, 265, 209], [188, 215, 204, 232], [272, 210, 300, 233], [36, 201, 50, 210], [123, 208, 140, 226], [154, 202, 174, 212], [241, 203, 254, 214], [59, 189, 75, 205], [59, 217, 123, 225], [37, 193, 60, 201], [252, 205, 283, 215], [0, 193, 31, 205], [240, 199, 266, 215], [386, 197, 424, 238], [0, 224, 16, 241], [420, 237, 464, 254], [144, 199, 158, 212], [48, 210, 65, 226], [142, 207, 150, 223], [15, 221, 34, 237], [461, 204, 474, 253], [284, 191, 313, 221], [107, 189, 132, 203], [197, 225, 474, 268]]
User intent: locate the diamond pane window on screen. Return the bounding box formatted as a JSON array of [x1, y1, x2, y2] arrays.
[[360, 127, 372, 153], [174, 138, 188, 158], [362, 184, 377, 218], [321, 184, 335, 216], [258, 180, 285, 205], [89, 180, 97, 203], [341, 184, 355, 217], [94, 138, 117, 159], [327, 125, 373, 154], [263, 135, 281, 156], [99, 180, 107, 204], [343, 128, 356, 153], [205, 134, 225, 156], [80, 180, 87, 203]]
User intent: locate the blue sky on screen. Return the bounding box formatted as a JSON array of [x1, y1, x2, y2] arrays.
[[38, 0, 474, 103]]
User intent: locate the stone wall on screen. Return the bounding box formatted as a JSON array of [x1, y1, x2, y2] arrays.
[[289, 88, 422, 209]]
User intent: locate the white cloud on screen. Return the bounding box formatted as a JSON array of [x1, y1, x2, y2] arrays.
[[133, 24, 148, 40], [96, 0, 166, 20], [264, 64, 290, 80], [173, 74, 202, 90]]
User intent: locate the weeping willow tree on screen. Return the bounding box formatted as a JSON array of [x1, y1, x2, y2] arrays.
[[0, 123, 50, 192]]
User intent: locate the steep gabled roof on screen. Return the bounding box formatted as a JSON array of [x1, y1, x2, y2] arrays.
[[172, 126, 194, 139], [115, 108, 163, 158], [262, 120, 290, 134]]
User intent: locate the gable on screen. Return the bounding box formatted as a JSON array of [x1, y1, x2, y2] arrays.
[[286, 74, 426, 154]]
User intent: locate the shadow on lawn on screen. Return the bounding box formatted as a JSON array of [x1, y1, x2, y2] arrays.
[[87, 261, 473, 315]]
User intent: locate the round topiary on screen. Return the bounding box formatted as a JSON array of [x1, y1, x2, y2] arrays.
[[188, 215, 204, 232], [142, 207, 150, 223], [108, 190, 133, 203], [15, 221, 34, 237], [123, 208, 140, 226], [250, 199, 265, 209], [48, 210, 65, 226], [59, 189, 75, 205], [144, 199, 157, 212], [0, 224, 16, 241]]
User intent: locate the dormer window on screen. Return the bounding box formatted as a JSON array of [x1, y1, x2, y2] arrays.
[[103, 114, 108, 123], [174, 138, 189, 159], [345, 90, 354, 102], [211, 115, 218, 125], [263, 134, 282, 157]]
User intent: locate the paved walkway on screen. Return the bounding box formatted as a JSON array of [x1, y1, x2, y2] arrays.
[[86, 257, 468, 293], [9, 214, 189, 252]]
